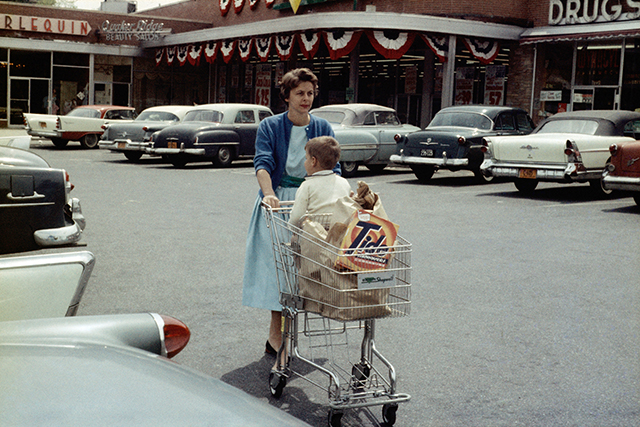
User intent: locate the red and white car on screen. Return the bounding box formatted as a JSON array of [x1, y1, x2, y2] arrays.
[[602, 137, 640, 206], [24, 105, 136, 149]]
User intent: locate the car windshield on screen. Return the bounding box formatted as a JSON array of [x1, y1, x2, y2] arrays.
[[312, 111, 345, 124], [537, 119, 599, 135], [428, 112, 492, 130], [137, 111, 180, 122], [66, 108, 100, 118], [183, 110, 223, 123]]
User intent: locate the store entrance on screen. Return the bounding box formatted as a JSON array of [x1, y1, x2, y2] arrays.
[[9, 78, 50, 126], [572, 86, 618, 111]]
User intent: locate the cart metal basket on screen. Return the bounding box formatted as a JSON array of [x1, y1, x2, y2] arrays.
[[263, 202, 411, 427]]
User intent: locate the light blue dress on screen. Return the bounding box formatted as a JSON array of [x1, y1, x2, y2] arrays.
[[242, 126, 308, 311]]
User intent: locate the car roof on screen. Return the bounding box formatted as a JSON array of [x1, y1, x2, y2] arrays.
[[546, 110, 640, 123], [79, 105, 135, 110], [0, 145, 49, 168], [435, 105, 528, 118], [311, 103, 397, 125], [188, 103, 272, 112]]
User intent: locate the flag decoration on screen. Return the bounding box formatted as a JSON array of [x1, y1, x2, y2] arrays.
[[290, 0, 301, 13], [233, 0, 244, 14], [255, 36, 272, 62], [221, 40, 236, 63], [323, 30, 362, 60], [298, 32, 320, 59], [367, 30, 415, 60], [187, 44, 202, 66], [166, 46, 176, 65], [265, 0, 274, 7], [422, 33, 448, 62], [249, 0, 259, 9], [220, 0, 231, 16], [176, 45, 189, 66], [155, 48, 164, 66], [238, 38, 252, 62], [275, 34, 295, 61], [204, 41, 219, 63], [463, 38, 500, 65]]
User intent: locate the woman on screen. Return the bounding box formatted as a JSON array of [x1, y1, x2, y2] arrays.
[[242, 68, 339, 358]]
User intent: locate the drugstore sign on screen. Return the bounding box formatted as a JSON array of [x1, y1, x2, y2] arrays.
[[549, 0, 640, 25], [1, 14, 91, 36]]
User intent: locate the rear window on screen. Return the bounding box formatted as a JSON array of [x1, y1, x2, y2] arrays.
[[312, 111, 345, 124], [428, 112, 492, 130], [538, 119, 599, 135], [67, 108, 100, 118], [184, 110, 223, 123], [364, 111, 401, 126], [137, 111, 180, 122]]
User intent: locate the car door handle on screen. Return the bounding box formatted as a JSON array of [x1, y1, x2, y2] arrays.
[[7, 191, 46, 201]]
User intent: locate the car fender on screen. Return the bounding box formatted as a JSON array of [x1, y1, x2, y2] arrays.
[[195, 129, 241, 156], [334, 129, 379, 162]]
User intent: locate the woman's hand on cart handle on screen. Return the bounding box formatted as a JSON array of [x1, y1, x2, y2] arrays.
[[262, 194, 280, 208]]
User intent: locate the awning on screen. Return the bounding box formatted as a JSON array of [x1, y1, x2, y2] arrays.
[[521, 20, 640, 44]]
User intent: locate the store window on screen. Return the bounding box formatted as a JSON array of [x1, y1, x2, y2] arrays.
[[53, 53, 89, 114], [539, 43, 573, 116], [0, 49, 7, 122], [622, 39, 640, 112], [94, 55, 132, 106]]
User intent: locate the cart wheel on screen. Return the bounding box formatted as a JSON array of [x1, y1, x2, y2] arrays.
[[351, 362, 370, 391], [382, 403, 398, 426], [328, 410, 343, 427], [268, 371, 286, 398]]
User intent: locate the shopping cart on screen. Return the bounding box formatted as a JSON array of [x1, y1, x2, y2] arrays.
[[262, 202, 411, 427]]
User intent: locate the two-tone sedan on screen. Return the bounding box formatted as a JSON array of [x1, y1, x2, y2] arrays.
[[602, 137, 640, 206], [481, 110, 640, 194], [310, 104, 420, 177], [149, 103, 273, 168], [99, 105, 192, 161], [391, 105, 535, 182]]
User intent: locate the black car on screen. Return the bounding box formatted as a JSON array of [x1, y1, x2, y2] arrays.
[[0, 145, 85, 254], [391, 105, 535, 182], [149, 103, 273, 168]]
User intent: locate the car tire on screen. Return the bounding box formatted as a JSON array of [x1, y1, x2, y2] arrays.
[[340, 161, 358, 178], [365, 164, 386, 174], [473, 168, 494, 183], [633, 194, 640, 206], [51, 138, 69, 149], [213, 146, 233, 167], [124, 152, 143, 162], [514, 178, 538, 193], [589, 179, 613, 197], [411, 165, 435, 182], [170, 156, 188, 168], [80, 134, 99, 149]]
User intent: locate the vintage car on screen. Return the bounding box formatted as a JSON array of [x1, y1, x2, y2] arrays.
[[0, 251, 95, 321], [391, 105, 535, 182], [602, 138, 640, 206], [310, 104, 420, 177], [0, 145, 85, 254], [0, 313, 312, 426], [99, 105, 192, 161], [481, 110, 640, 194], [149, 103, 273, 168], [24, 105, 136, 149]]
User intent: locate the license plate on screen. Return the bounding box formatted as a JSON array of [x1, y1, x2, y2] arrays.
[[519, 168, 537, 179], [421, 149, 434, 157], [168, 142, 178, 149], [117, 142, 126, 149], [39, 122, 47, 128]]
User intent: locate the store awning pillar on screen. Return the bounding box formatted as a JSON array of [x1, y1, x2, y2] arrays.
[[441, 34, 456, 108]]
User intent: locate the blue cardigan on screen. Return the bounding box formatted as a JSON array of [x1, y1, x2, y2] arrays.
[[253, 112, 339, 196]]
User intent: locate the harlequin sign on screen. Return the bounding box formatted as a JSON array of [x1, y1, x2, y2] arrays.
[[336, 210, 399, 271]]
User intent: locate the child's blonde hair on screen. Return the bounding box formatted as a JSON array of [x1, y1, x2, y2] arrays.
[[306, 136, 341, 170]]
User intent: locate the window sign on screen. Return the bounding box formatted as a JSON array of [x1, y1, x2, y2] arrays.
[[484, 65, 505, 105]]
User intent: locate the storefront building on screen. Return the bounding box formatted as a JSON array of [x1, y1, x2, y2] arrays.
[[1, 0, 639, 128]]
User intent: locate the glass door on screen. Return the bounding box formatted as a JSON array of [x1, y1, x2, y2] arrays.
[[9, 78, 51, 125], [572, 86, 618, 111]]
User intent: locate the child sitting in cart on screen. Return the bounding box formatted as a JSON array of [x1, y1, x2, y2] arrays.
[[289, 136, 352, 227]]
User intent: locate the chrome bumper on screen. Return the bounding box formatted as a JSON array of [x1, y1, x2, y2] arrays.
[[481, 159, 599, 181], [99, 140, 149, 152], [150, 147, 206, 156], [390, 154, 468, 167], [602, 171, 640, 192], [34, 198, 85, 247]]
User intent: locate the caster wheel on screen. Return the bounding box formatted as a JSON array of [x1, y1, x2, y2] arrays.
[[382, 403, 398, 425], [328, 410, 343, 427], [269, 371, 286, 398]]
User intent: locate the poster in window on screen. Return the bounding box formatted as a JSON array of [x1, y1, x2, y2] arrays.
[[484, 65, 505, 106]]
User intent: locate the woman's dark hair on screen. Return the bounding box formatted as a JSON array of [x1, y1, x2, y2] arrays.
[[279, 68, 319, 102]]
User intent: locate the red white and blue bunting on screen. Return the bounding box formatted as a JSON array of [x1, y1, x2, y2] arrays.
[[204, 41, 219, 63], [366, 30, 415, 60], [187, 44, 202, 66], [298, 32, 320, 59], [220, 40, 236, 63], [422, 34, 448, 62], [255, 36, 272, 61], [219, 0, 230, 16], [233, 0, 244, 13], [323, 30, 362, 60], [463, 38, 500, 65], [275, 34, 295, 61], [238, 38, 252, 62], [249, 0, 258, 9], [176, 45, 189, 66], [165, 46, 176, 65], [265, 0, 274, 7], [155, 48, 164, 66]]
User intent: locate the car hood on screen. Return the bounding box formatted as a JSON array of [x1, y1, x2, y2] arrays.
[[106, 121, 174, 140], [154, 122, 221, 144], [0, 146, 50, 168]]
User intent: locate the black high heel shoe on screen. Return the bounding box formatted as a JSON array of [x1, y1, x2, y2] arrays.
[[265, 340, 277, 356]]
